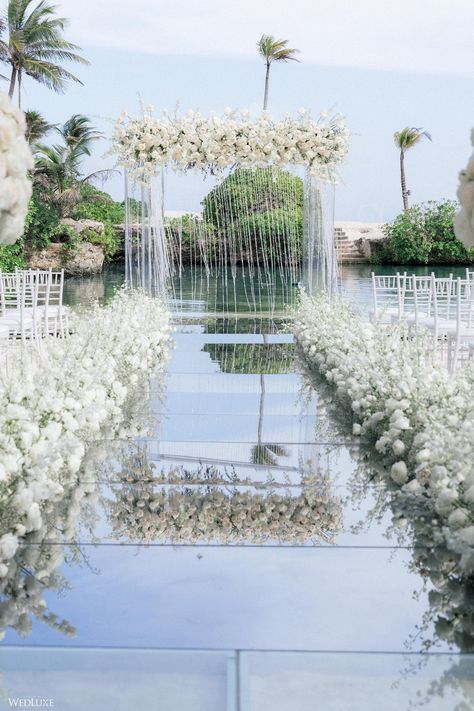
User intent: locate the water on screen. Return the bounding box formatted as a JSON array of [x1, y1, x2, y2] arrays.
[[1, 263, 473, 710]]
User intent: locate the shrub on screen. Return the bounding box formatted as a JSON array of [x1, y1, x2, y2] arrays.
[[81, 225, 117, 258], [381, 200, 473, 265], [0, 241, 25, 271], [72, 184, 126, 225], [23, 187, 60, 248], [202, 168, 303, 264], [71, 185, 126, 258]]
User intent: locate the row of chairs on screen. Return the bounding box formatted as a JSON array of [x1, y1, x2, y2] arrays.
[[371, 269, 474, 372], [0, 268, 68, 342]]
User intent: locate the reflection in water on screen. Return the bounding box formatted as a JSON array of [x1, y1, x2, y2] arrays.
[[107, 445, 343, 545]]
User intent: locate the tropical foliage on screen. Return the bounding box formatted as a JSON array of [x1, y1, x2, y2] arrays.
[[380, 200, 473, 265]]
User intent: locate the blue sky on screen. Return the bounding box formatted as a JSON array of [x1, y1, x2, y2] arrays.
[[7, 0, 474, 221]]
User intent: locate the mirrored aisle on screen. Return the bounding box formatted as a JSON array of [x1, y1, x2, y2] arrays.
[[1, 270, 474, 710]]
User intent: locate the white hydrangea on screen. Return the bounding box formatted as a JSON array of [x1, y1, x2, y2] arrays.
[[0, 92, 34, 245]]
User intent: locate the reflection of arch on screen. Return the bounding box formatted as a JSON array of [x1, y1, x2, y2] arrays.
[[107, 445, 343, 546]]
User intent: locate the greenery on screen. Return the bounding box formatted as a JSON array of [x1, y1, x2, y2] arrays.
[[0, 0, 89, 107], [23, 185, 60, 248], [0, 241, 25, 270], [379, 200, 473, 265], [202, 167, 303, 264]]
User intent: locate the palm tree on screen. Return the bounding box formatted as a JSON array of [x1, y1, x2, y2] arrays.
[[24, 109, 56, 144], [0, 0, 89, 108], [33, 115, 113, 216], [393, 127, 432, 210], [257, 34, 300, 111]]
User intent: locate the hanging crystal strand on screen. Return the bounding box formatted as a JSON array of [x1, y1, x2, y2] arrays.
[[235, 168, 255, 314], [259, 167, 275, 315], [302, 169, 316, 294], [303, 172, 338, 298], [124, 171, 132, 289]]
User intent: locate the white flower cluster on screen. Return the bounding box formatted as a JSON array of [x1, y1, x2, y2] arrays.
[[0, 290, 172, 574], [0, 92, 34, 245], [454, 128, 474, 248], [294, 291, 474, 573], [108, 454, 342, 545], [112, 108, 349, 180]]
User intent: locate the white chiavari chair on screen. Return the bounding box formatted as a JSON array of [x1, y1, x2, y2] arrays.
[[370, 272, 406, 323], [18, 268, 68, 338], [0, 270, 41, 342], [449, 278, 474, 372]]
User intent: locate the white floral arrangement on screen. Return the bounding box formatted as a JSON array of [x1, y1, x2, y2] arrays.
[[112, 108, 349, 180], [0, 92, 34, 245], [294, 291, 474, 574], [0, 290, 172, 577], [108, 449, 343, 545], [454, 128, 474, 249]]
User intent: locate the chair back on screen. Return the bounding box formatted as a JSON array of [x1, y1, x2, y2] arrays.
[[371, 272, 406, 320]]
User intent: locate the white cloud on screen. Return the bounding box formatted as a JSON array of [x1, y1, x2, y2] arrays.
[[57, 0, 474, 76]]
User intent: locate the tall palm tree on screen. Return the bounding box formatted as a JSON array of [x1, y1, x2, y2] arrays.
[[393, 127, 432, 210], [257, 34, 300, 111], [24, 109, 56, 145], [0, 0, 89, 108]]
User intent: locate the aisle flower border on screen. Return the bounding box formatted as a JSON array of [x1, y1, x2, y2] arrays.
[[0, 290, 172, 574], [112, 108, 349, 180], [293, 291, 474, 574]]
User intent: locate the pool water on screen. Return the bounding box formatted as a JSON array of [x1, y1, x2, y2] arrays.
[[1, 264, 473, 711]]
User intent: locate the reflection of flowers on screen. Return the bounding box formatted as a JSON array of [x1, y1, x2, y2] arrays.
[[0, 381, 164, 640], [294, 291, 474, 575], [108, 447, 343, 545], [113, 109, 349, 180], [0, 290, 172, 574]]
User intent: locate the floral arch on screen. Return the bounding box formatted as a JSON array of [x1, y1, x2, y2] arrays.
[[112, 109, 349, 306]]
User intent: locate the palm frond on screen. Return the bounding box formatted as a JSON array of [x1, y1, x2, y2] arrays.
[[257, 34, 300, 64], [394, 127, 432, 151]]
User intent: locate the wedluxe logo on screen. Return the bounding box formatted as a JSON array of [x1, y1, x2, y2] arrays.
[[8, 699, 54, 708]]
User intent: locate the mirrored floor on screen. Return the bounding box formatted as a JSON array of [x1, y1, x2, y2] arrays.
[[2, 267, 474, 709]]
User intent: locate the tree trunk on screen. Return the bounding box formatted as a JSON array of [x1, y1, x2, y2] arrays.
[[400, 149, 409, 210], [8, 67, 17, 99], [17, 72, 21, 110], [263, 62, 270, 111]]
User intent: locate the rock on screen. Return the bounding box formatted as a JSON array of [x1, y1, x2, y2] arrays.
[[60, 218, 105, 235], [26, 242, 105, 276], [355, 236, 389, 260]]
